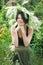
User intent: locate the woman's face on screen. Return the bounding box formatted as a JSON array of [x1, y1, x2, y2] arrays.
[[17, 14, 25, 26]]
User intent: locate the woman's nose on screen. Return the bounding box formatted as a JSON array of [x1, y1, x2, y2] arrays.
[[17, 19, 21, 22]]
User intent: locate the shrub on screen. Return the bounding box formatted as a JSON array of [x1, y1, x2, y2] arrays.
[[34, 1, 43, 20]]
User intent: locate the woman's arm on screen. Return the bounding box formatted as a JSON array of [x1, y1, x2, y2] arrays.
[[10, 25, 18, 47], [22, 27, 33, 47]]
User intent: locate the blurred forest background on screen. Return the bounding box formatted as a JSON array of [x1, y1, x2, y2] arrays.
[[0, 0, 43, 65]]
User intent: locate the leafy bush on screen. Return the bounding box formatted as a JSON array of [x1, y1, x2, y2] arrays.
[[23, 0, 41, 11], [34, 1, 43, 20], [0, 12, 12, 65], [0, 0, 43, 65], [30, 21, 43, 65], [29, 0, 41, 7], [0, 0, 4, 10]]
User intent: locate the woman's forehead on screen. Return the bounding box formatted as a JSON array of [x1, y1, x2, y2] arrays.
[[18, 14, 22, 16], [18, 14, 22, 18]]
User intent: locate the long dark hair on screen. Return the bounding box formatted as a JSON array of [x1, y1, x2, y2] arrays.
[[16, 11, 29, 24]]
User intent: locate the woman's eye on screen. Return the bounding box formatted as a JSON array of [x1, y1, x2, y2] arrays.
[[17, 17, 19, 19], [17, 17, 22, 19], [18, 18, 21, 19]]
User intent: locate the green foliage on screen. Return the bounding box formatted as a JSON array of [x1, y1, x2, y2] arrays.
[[23, 0, 41, 11], [14, 0, 23, 5], [34, 1, 43, 20], [0, 0, 43, 65], [0, 0, 2, 9], [0, 14, 12, 65], [30, 20, 43, 65], [29, 0, 41, 7], [0, 0, 4, 10], [23, 2, 34, 11], [6, 0, 23, 6], [2, 6, 7, 20], [0, 11, 9, 28]]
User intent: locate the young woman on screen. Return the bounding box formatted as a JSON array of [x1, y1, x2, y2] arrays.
[[10, 11, 33, 65]]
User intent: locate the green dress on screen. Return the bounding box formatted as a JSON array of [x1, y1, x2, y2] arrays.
[[13, 26, 31, 65]]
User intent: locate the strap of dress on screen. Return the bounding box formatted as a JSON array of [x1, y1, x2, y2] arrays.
[[26, 26, 28, 36]]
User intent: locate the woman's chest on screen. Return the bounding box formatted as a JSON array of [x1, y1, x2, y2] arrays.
[[18, 30, 22, 38]]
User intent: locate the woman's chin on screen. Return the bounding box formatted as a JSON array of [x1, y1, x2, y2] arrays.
[[19, 24, 25, 26], [20, 25, 24, 26]]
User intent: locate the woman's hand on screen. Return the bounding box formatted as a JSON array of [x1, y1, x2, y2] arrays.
[[20, 26, 25, 33], [15, 25, 20, 32], [9, 44, 15, 52]]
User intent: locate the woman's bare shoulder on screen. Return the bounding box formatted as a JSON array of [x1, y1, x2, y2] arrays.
[[28, 27, 33, 34], [10, 25, 15, 31]]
